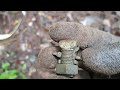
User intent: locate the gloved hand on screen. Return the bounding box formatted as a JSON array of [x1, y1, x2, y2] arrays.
[[37, 46, 90, 79], [38, 22, 120, 79]]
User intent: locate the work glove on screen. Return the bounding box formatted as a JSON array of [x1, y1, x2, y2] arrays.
[[37, 22, 120, 79]]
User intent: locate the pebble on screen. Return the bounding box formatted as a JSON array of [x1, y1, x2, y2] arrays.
[[38, 11, 45, 16], [28, 22, 33, 27], [20, 43, 28, 51], [22, 11, 27, 16], [32, 17, 36, 22], [116, 11, 120, 16], [20, 61, 25, 64], [28, 67, 36, 76], [80, 16, 97, 26], [6, 53, 10, 57], [103, 19, 111, 27], [25, 55, 29, 60], [29, 54, 36, 63]]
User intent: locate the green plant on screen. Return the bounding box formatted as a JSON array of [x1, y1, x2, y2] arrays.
[[0, 62, 26, 79]]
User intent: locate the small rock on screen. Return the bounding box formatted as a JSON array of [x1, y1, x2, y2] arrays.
[[6, 53, 10, 57], [116, 11, 120, 16], [22, 11, 27, 16], [28, 22, 33, 27], [67, 11, 73, 21], [80, 16, 97, 26], [29, 54, 36, 63], [20, 43, 28, 51], [32, 17, 36, 22], [25, 55, 29, 60], [0, 45, 5, 51], [28, 67, 36, 76], [38, 11, 45, 16], [103, 19, 111, 27]]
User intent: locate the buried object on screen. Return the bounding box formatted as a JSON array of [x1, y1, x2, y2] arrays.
[[53, 40, 81, 77]]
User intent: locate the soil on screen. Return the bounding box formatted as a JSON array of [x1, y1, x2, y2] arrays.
[[0, 11, 120, 79]]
